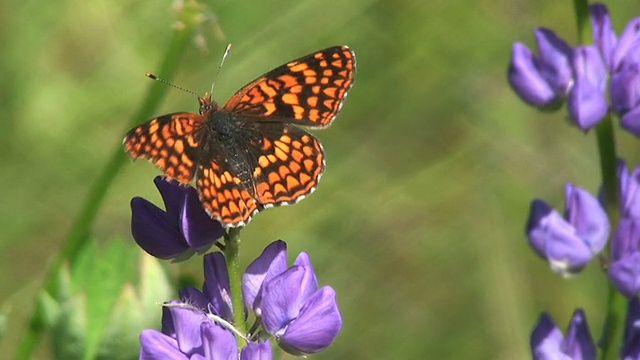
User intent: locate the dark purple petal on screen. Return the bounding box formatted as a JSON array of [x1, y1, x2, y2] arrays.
[[564, 184, 609, 255], [622, 297, 640, 358], [178, 286, 209, 310], [261, 266, 313, 335], [181, 186, 224, 251], [612, 219, 640, 261], [242, 241, 288, 313], [203, 252, 233, 321], [507, 43, 559, 108], [567, 46, 608, 130], [279, 287, 342, 355], [526, 200, 594, 275], [563, 309, 596, 359], [154, 177, 188, 220], [200, 321, 238, 360], [590, 3, 617, 70], [241, 341, 273, 360], [169, 306, 208, 356], [609, 251, 640, 298], [531, 313, 564, 359], [131, 197, 189, 259], [139, 329, 187, 360], [613, 17, 640, 70], [535, 28, 574, 95]]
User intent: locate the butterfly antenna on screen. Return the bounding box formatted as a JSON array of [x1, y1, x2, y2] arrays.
[[210, 43, 232, 96], [145, 73, 200, 98]]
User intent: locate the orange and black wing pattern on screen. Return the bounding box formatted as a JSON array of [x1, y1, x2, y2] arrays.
[[123, 113, 204, 184], [223, 46, 355, 128]]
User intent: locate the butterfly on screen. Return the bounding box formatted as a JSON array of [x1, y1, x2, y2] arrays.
[[124, 46, 356, 227]]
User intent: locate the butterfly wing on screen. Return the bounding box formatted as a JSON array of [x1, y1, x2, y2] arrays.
[[223, 46, 356, 128], [124, 113, 204, 184], [195, 123, 324, 227]]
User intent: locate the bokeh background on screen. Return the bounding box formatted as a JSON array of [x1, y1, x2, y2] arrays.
[[3, 0, 640, 358]]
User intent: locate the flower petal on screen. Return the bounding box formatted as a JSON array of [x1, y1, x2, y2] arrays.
[[261, 266, 312, 335], [530, 313, 565, 359], [242, 240, 288, 313], [200, 321, 238, 360], [508, 43, 559, 108], [131, 197, 188, 259], [609, 251, 640, 298], [564, 184, 609, 255], [567, 46, 608, 130], [241, 341, 273, 360], [621, 105, 640, 137], [139, 329, 187, 360], [622, 297, 640, 359], [181, 188, 224, 251], [169, 306, 208, 356], [203, 252, 233, 321], [279, 287, 342, 355], [526, 199, 594, 276], [535, 28, 574, 95], [620, 162, 640, 219], [564, 309, 596, 359], [613, 17, 640, 70], [590, 3, 617, 70]]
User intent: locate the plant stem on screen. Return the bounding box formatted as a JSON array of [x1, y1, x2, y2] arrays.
[[224, 227, 248, 347]]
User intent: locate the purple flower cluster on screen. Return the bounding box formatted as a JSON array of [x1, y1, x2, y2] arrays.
[[508, 3, 640, 134], [133, 177, 342, 359], [526, 161, 640, 297]]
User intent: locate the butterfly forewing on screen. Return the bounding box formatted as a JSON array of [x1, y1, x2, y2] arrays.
[[124, 113, 204, 184], [223, 46, 355, 128]]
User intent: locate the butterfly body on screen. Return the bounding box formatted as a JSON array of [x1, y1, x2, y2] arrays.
[[125, 46, 355, 227]]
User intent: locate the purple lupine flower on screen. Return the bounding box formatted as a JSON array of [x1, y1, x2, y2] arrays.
[[240, 341, 273, 360], [619, 161, 640, 219], [608, 219, 640, 297], [140, 253, 274, 360], [131, 176, 224, 260], [508, 28, 573, 109], [139, 304, 239, 360], [622, 297, 640, 359], [567, 45, 608, 130], [243, 241, 342, 355], [530, 309, 596, 360], [526, 184, 609, 277], [590, 3, 640, 135], [609, 162, 640, 297]]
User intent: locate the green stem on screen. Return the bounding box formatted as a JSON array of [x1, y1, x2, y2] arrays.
[[595, 116, 624, 360], [572, 0, 591, 43], [224, 227, 248, 347], [13, 20, 195, 360]]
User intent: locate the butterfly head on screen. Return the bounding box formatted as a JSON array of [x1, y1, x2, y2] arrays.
[[198, 92, 219, 116]]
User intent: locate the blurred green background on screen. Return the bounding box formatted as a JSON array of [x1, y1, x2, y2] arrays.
[[3, 0, 640, 358]]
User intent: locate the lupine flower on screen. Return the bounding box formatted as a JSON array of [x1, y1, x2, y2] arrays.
[[609, 162, 640, 297], [567, 45, 608, 130], [590, 3, 640, 135], [526, 184, 609, 277], [243, 241, 342, 355], [131, 176, 224, 260], [508, 28, 573, 109], [622, 297, 640, 359], [530, 309, 596, 360], [139, 253, 274, 360]]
